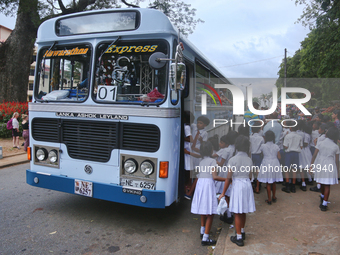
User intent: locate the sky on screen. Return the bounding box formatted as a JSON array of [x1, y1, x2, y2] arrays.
[[0, 0, 310, 97]]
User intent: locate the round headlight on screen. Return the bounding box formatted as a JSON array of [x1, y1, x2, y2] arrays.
[[140, 160, 154, 176], [48, 150, 58, 163], [124, 159, 138, 174], [36, 148, 48, 161]]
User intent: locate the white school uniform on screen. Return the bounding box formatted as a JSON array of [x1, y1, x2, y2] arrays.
[[313, 134, 326, 180], [191, 157, 218, 215], [314, 138, 339, 185], [215, 146, 234, 194], [184, 124, 193, 170], [250, 133, 264, 154], [311, 130, 319, 148], [278, 128, 290, 150], [257, 142, 283, 183], [191, 126, 208, 168], [299, 132, 312, 168], [228, 152, 256, 214], [283, 131, 303, 153]]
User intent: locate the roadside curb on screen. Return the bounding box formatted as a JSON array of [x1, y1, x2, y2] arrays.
[[0, 153, 29, 169], [214, 221, 230, 255]]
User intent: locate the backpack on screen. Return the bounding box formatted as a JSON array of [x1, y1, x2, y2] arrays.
[[6, 118, 13, 130]]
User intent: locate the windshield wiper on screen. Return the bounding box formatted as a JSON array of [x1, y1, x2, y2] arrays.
[[40, 41, 57, 87], [98, 36, 121, 63]]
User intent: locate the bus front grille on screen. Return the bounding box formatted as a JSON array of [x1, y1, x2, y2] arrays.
[[31, 118, 160, 163], [62, 120, 118, 162]]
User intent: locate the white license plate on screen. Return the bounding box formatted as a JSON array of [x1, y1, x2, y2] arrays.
[[75, 180, 93, 197], [120, 178, 155, 190]]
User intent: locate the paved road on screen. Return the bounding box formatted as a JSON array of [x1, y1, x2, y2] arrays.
[[1, 163, 221, 255]]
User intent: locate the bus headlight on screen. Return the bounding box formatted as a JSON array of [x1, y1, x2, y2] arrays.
[[140, 160, 154, 176], [48, 150, 58, 163], [124, 159, 138, 174], [36, 148, 48, 161]]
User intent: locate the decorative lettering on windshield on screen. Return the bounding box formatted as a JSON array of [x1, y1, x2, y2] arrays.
[[43, 47, 89, 57], [105, 45, 158, 54]]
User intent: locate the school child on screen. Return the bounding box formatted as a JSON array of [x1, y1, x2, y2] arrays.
[[257, 130, 282, 204], [208, 135, 220, 155], [250, 126, 265, 194], [300, 124, 313, 189], [282, 122, 303, 193], [183, 111, 195, 198], [310, 123, 327, 192], [277, 122, 290, 168], [219, 136, 256, 247], [191, 141, 226, 246], [310, 121, 321, 156], [213, 131, 238, 223], [296, 120, 312, 191], [309, 127, 339, 211], [191, 116, 210, 166]]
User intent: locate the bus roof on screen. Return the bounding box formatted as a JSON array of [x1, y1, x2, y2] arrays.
[[37, 8, 229, 82]]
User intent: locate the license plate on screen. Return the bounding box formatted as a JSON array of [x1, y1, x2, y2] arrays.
[[75, 180, 93, 197], [120, 178, 155, 190]]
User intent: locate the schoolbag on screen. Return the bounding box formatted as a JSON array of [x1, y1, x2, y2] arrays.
[[6, 118, 13, 130]]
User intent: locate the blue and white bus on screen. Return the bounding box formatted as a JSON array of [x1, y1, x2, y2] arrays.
[[26, 8, 232, 208]]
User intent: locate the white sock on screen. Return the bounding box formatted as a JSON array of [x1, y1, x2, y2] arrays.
[[237, 234, 242, 240], [307, 173, 312, 182], [302, 182, 306, 187], [322, 200, 328, 206], [317, 183, 321, 189], [227, 208, 232, 218], [200, 226, 205, 235], [202, 233, 209, 241], [241, 228, 245, 233], [321, 194, 324, 199]]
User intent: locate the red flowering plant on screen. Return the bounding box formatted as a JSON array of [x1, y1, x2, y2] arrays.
[[0, 102, 28, 138]]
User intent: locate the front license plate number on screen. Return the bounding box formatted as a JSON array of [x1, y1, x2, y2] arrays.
[[121, 178, 155, 190], [75, 180, 93, 197]]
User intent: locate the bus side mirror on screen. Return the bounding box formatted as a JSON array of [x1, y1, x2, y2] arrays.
[[170, 62, 186, 91], [148, 43, 186, 91]]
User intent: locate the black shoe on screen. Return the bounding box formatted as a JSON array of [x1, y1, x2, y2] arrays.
[[230, 235, 244, 246], [21, 142, 25, 146], [290, 184, 296, 193], [282, 186, 290, 193], [201, 238, 216, 246], [242, 232, 245, 240], [200, 234, 203, 239], [306, 180, 314, 185], [319, 204, 327, 211], [310, 186, 321, 192], [300, 186, 307, 191], [320, 196, 324, 204], [225, 216, 234, 224]]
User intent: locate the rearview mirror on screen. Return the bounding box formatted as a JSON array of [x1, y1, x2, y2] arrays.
[[170, 63, 186, 90]]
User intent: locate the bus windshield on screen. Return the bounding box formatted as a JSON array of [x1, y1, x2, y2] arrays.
[[93, 40, 168, 104], [36, 44, 91, 101]]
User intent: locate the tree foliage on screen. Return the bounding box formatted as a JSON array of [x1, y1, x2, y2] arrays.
[[276, 0, 340, 103], [0, 0, 203, 101]]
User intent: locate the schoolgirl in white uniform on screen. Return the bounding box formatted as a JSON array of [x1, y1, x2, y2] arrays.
[[257, 130, 282, 204], [310, 127, 339, 211], [191, 141, 226, 246], [310, 123, 327, 192], [250, 126, 265, 194], [219, 136, 256, 247]]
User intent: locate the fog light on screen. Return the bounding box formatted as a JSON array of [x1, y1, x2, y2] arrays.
[[140, 195, 147, 203], [34, 177, 39, 184]]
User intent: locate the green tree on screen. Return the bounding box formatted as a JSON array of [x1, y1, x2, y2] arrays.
[[276, 0, 340, 102], [0, 0, 203, 102]]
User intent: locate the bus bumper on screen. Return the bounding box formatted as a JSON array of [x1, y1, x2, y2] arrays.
[[26, 170, 166, 208]]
